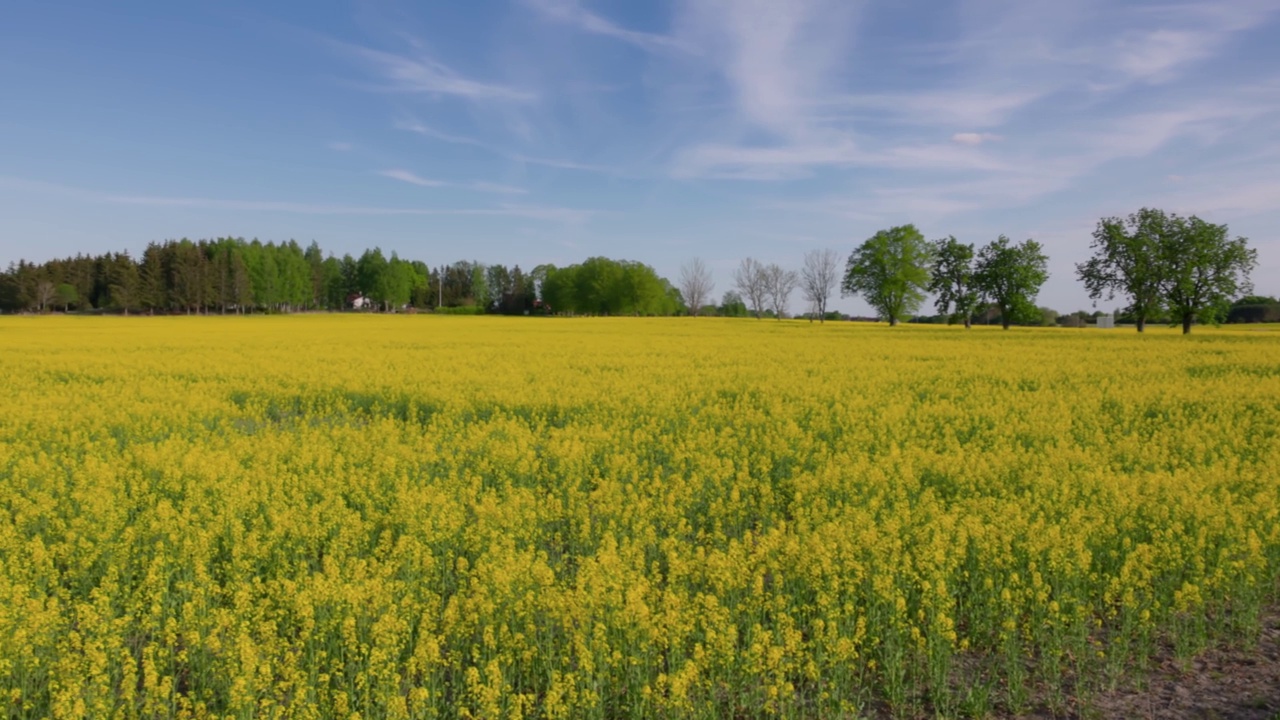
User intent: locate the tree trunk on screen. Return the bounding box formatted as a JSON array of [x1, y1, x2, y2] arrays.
[[1002, 314, 1011, 330], [1136, 316, 1145, 333], [1182, 313, 1193, 334], [963, 316, 971, 329], [889, 316, 898, 327]]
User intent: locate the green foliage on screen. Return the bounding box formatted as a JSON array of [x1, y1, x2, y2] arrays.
[[974, 236, 1049, 330], [1077, 208, 1259, 334], [1160, 215, 1257, 334], [538, 257, 681, 315], [54, 283, 78, 310], [1228, 302, 1280, 324], [928, 236, 979, 328], [842, 224, 933, 326], [1076, 209, 1171, 332], [719, 291, 748, 318]]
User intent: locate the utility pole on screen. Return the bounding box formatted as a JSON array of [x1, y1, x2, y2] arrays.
[[438, 264, 444, 308]]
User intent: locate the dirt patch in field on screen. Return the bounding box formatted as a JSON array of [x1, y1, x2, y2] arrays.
[[1022, 608, 1280, 720]]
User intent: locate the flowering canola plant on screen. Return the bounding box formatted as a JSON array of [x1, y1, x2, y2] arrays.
[[1, 315, 1278, 718]]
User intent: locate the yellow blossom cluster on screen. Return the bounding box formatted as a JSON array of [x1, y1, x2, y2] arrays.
[[1, 316, 1277, 718]]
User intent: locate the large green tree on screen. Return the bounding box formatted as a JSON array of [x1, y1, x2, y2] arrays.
[[841, 225, 932, 326], [1160, 215, 1256, 334], [974, 236, 1049, 330], [538, 257, 680, 315], [1076, 209, 1169, 332], [927, 236, 979, 328]]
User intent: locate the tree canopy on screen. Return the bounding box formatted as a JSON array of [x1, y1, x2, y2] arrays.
[[927, 236, 979, 328], [841, 225, 933, 326], [974, 236, 1049, 330], [1076, 209, 1170, 332], [1077, 208, 1258, 333], [538, 257, 681, 316], [1160, 215, 1256, 333]]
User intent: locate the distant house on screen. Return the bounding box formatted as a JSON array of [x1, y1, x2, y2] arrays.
[[348, 293, 372, 310]]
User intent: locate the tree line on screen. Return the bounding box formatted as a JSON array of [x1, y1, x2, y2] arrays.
[[799, 208, 1255, 333], [0, 208, 1260, 332], [0, 238, 690, 317]]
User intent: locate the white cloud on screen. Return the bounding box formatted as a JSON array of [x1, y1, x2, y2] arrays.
[[672, 137, 1012, 179], [379, 169, 529, 194], [468, 182, 528, 195], [395, 119, 493, 148], [672, 0, 860, 138], [339, 41, 534, 102], [379, 169, 446, 187], [396, 117, 624, 175], [519, 0, 688, 53], [1103, 2, 1277, 84], [831, 91, 1041, 128], [0, 177, 581, 221], [327, 141, 354, 151], [951, 132, 1002, 146]]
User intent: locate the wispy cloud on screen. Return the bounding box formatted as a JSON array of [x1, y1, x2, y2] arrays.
[[518, 0, 689, 53], [672, 0, 860, 138], [467, 181, 528, 195], [1097, 1, 1276, 85], [395, 119, 493, 149], [337, 40, 534, 102], [673, 137, 1013, 179], [664, 0, 1278, 184], [396, 116, 627, 175], [379, 169, 446, 187], [657, 0, 867, 179], [509, 154, 619, 173], [108, 194, 585, 220], [951, 132, 1001, 146], [327, 141, 354, 151], [379, 169, 528, 194], [778, 88, 1280, 223], [495, 202, 594, 223], [828, 91, 1042, 128], [1, 176, 578, 220]]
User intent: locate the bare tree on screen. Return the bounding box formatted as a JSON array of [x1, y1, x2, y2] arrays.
[[678, 258, 715, 316], [34, 280, 56, 313], [800, 249, 840, 323], [733, 257, 770, 318], [765, 263, 798, 320]]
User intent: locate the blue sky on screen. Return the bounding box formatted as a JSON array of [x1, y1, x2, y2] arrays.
[[1, 0, 1277, 314]]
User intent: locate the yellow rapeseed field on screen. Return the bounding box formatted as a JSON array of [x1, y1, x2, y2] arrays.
[[1, 316, 1278, 719]]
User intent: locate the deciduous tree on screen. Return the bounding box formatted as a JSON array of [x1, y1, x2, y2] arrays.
[[764, 263, 798, 320], [974, 236, 1049, 330], [1076, 209, 1169, 332], [1161, 215, 1256, 334], [679, 258, 715, 316], [928, 236, 979, 328], [800, 249, 840, 323], [842, 225, 932, 326], [733, 257, 770, 319]]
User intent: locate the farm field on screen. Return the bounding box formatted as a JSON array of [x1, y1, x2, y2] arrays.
[[2, 316, 1279, 719]]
